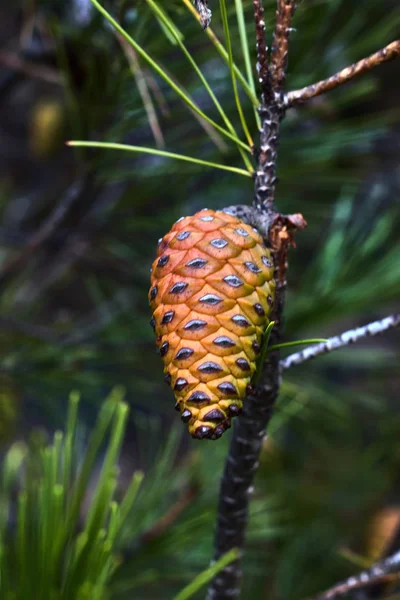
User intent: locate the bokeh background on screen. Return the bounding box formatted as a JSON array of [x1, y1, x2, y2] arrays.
[[0, 0, 399, 598]]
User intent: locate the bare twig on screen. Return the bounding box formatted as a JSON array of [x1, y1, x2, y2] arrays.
[[270, 0, 297, 93], [140, 485, 198, 544], [311, 549, 400, 600], [0, 50, 62, 84], [280, 314, 400, 372], [116, 33, 165, 148], [286, 40, 400, 107], [253, 0, 273, 104], [143, 72, 170, 118], [252, 0, 287, 212], [0, 179, 87, 290], [206, 3, 307, 596]]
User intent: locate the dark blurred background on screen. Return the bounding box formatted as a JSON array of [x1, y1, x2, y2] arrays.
[[0, 0, 399, 598]]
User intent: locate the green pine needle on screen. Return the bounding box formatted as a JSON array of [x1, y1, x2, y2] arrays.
[[234, 0, 256, 97], [252, 326, 328, 384], [67, 141, 253, 177], [219, 0, 254, 147], [173, 548, 240, 600], [0, 389, 144, 600], [88, 0, 252, 153], [234, 0, 260, 127], [267, 339, 328, 352], [146, 0, 253, 173], [252, 321, 276, 386], [181, 0, 260, 109]]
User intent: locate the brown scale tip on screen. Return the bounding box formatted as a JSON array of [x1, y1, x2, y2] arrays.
[[228, 404, 241, 417], [192, 422, 230, 440], [193, 425, 213, 440], [192, 419, 231, 440], [181, 409, 192, 423]]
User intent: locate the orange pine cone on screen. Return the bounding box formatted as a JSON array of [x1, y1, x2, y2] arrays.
[[149, 209, 275, 440]]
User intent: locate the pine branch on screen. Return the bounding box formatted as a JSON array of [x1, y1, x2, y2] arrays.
[[116, 32, 165, 149], [270, 0, 298, 93], [252, 6, 281, 212], [252, 0, 297, 212], [253, 0, 273, 105], [310, 549, 400, 600], [286, 40, 400, 106], [206, 3, 305, 597], [280, 314, 400, 372], [253, 104, 281, 212]]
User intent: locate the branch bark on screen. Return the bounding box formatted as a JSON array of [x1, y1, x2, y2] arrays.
[[270, 0, 298, 93], [206, 2, 300, 598], [311, 549, 400, 600], [253, 0, 273, 105], [280, 314, 400, 372], [286, 40, 400, 107]]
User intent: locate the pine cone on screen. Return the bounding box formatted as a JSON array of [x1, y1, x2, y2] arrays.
[[149, 209, 275, 440]]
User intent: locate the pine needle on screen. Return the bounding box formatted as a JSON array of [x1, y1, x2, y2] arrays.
[[181, 0, 260, 113], [67, 141, 253, 177], [234, 0, 260, 127], [88, 0, 252, 153], [219, 0, 254, 147], [146, 0, 253, 172], [173, 548, 240, 600], [268, 339, 329, 352]]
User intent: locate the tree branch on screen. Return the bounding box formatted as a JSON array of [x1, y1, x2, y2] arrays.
[[270, 0, 298, 93], [206, 2, 307, 595], [280, 314, 400, 372], [310, 549, 400, 600], [253, 103, 282, 211], [0, 50, 62, 84], [286, 40, 400, 106], [253, 0, 273, 105]]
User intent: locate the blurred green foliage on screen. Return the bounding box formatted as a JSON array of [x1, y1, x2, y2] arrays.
[[0, 0, 399, 598]]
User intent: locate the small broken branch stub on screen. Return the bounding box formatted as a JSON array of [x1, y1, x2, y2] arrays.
[[286, 39, 400, 106]]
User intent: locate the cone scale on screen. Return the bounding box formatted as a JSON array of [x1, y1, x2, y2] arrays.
[[149, 209, 275, 440]]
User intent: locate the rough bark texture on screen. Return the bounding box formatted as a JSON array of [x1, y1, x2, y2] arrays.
[[280, 314, 400, 372], [312, 549, 400, 600], [270, 0, 297, 92], [254, 104, 283, 213], [205, 2, 300, 597], [286, 40, 400, 106], [253, 0, 273, 105]]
